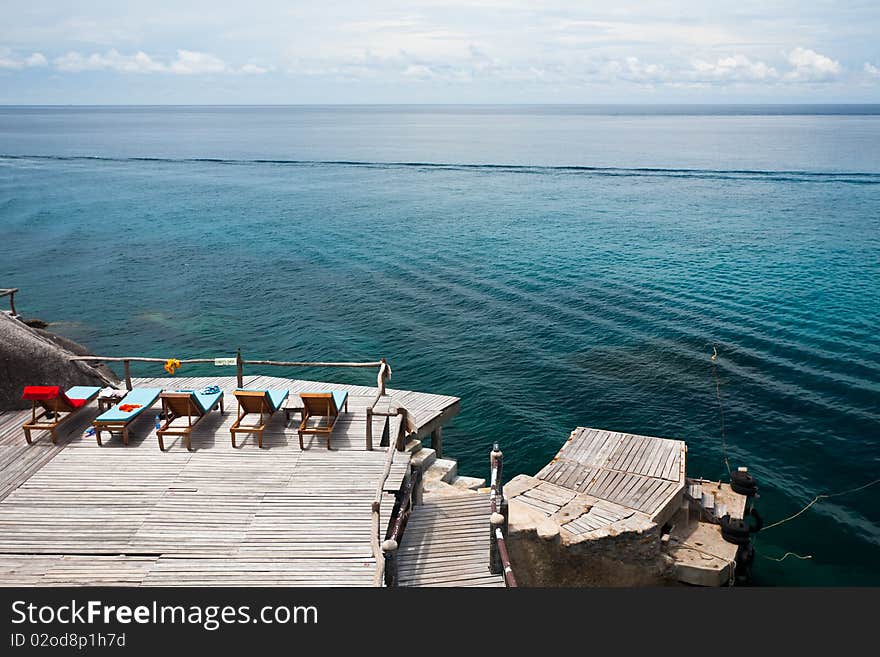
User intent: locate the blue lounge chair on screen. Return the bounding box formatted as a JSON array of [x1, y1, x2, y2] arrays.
[[298, 391, 349, 449], [93, 388, 163, 446], [156, 388, 225, 451], [230, 388, 289, 448]]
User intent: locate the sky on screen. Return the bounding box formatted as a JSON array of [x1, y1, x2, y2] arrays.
[[1, 1, 879, 104]]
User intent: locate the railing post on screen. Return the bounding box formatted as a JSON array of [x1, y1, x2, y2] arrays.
[[378, 358, 388, 396], [490, 512, 504, 575], [123, 359, 132, 391], [236, 347, 244, 388], [8, 289, 16, 316], [382, 539, 399, 587], [411, 462, 423, 507], [491, 443, 503, 501], [431, 427, 443, 459], [396, 409, 407, 452], [365, 406, 373, 451]]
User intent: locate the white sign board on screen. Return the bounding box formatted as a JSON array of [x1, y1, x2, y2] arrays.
[[214, 357, 237, 366]]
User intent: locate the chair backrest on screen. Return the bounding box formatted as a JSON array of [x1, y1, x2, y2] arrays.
[[161, 392, 200, 417], [22, 386, 76, 413], [300, 393, 339, 418], [234, 390, 272, 414]]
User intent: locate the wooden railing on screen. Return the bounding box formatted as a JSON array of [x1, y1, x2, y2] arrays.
[[369, 405, 414, 586], [489, 444, 518, 587], [0, 288, 18, 315]]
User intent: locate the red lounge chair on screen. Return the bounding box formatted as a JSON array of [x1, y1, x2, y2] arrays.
[[21, 385, 101, 444]]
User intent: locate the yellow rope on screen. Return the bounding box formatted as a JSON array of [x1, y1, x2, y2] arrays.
[[762, 477, 880, 531], [762, 551, 813, 562]]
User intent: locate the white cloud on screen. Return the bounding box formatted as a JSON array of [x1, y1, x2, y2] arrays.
[[54, 49, 165, 73], [25, 53, 48, 67], [785, 47, 841, 82], [402, 64, 434, 79], [691, 54, 778, 82], [0, 50, 48, 70], [597, 57, 668, 83], [865, 62, 880, 78], [50, 49, 234, 75], [239, 63, 270, 75], [169, 50, 227, 75]]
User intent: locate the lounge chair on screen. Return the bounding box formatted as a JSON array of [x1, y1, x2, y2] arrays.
[[20, 385, 102, 444], [92, 388, 162, 446], [156, 388, 224, 452], [230, 388, 289, 448], [298, 391, 349, 449]]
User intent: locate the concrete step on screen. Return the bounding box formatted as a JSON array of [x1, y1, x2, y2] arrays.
[[451, 475, 486, 491], [405, 439, 423, 455], [424, 458, 458, 484], [411, 447, 436, 471]]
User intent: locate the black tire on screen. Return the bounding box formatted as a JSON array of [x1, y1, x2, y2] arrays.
[[720, 514, 753, 545], [730, 470, 758, 496]]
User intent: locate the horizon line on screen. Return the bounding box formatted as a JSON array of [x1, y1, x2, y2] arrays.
[[2, 102, 880, 107]]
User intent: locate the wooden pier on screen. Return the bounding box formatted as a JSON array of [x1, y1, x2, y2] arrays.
[[0, 375, 462, 586]]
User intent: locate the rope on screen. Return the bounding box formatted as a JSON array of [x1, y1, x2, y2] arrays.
[[710, 345, 732, 475], [761, 551, 813, 562], [762, 477, 880, 531]]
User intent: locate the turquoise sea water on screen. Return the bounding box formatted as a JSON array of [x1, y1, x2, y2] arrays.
[[1, 106, 878, 585]]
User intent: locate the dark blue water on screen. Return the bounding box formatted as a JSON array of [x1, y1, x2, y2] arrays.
[[1, 106, 878, 585]]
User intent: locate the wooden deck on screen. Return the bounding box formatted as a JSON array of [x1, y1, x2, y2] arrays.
[[509, 427, 686, 540], [0, 375, 459, 586], [396, 494, 505, 587]]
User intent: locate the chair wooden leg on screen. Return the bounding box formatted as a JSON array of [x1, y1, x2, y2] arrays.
[[299, 431, 305, 450], [326, 434, 331, 449], [95, 428, 103, 446], [258, 430, 263, 449], [186, 433, 193, 452], [123, 427, 129, 445], [157, 432, 165, 451], [50, 429, 57, 445], [24, 428, 32, 445]]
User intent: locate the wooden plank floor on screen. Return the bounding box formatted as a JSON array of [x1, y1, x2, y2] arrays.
[[0, 375, 459, 586], [396, 494, 505, 588], [536, 427, 686, 522]]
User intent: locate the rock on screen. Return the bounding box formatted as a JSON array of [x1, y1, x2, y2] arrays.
[[509, 497, 552, 533], [537, 518, 561, 542], [451, 475, 486, 491], [411, 447, 436, 470], [0, 312, 118, 410], [424, 458, 457, 484], [504, 474, 541, 498]]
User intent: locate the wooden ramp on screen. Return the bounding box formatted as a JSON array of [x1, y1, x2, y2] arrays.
[[396, 493, 505, 588]]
